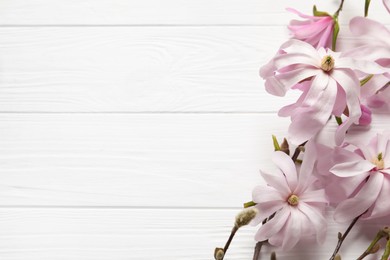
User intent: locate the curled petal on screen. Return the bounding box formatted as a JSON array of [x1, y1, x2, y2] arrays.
[[264, 68, 318, 96], [288, 75, 337, 145]]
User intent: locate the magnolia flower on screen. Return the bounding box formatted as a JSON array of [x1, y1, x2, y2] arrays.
[[287, 8, 334, 49], [252, 144, 328, 250], [260, 39, 387, 145], [329, 132, 390, 222], [345, 17, 390, 112]]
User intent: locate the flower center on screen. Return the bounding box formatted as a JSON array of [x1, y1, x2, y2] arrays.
[[372, 152, 384, 170], [287, 194, 299, 206], [321, 55, 335, 72]]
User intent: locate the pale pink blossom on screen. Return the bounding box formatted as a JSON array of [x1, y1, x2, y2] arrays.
[[287, 8, 334, 49], [345, 17, 390, 112], [252, 143, 328, 250], [260, 39, 387, 145], [329, 132, 390, 222]]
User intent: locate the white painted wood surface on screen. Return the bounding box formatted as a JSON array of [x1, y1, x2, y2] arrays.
[[0, 1, 389, 259]]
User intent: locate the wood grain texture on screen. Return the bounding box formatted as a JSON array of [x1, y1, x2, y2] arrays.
[[0, 26, 299, 113], [0, 113, 288, 207], [1, 113, 389, 207], [0, 208, 387, 260], [0, 0, 388, 25]]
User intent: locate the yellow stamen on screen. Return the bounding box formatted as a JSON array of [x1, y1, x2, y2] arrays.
[[372, 152, 384, 170], [321, 55, 335, 72], [287, 194, 299, 206]]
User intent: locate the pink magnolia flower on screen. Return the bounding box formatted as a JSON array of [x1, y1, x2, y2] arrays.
[[260, 39, 387, 145], [344, 17, 390, 112], [329, 132, 390, 222], [287, 8, 334, 49], [252, 144, 328, 250]]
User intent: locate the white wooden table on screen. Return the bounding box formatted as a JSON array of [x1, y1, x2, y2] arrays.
[[0, 1, 389, 259]]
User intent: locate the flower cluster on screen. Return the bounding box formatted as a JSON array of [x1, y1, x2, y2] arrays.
[[252, 1, 390, 257], [215, 1, 390, 259]]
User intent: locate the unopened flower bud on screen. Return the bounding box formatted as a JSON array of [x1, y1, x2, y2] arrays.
[[214, 247, 224, 260], [358, 104, 372, 126], [280, 138, 290, 155], [234, 208, 258, 228]]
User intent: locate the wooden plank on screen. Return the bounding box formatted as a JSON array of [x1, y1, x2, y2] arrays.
[[0, 208, 387, 259], [0, 113, 288, 207], [0, 26, 300, 113], [1, 113, 389, 207], [0, 0, 388, 25]]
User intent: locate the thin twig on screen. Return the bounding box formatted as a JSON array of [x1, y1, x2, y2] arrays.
[[223, 226, 238, 257], [334, 0, 345, 17], [356, 228, 388, 260], [291, 141, 307, 162], [253, 241, 265, 260], [329, 213, 363, 260]]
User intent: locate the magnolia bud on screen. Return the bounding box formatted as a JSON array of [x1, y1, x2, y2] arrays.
[[235, 208, 258, 228], [358, 104, 372, 126], [214, 248, 224, 260]]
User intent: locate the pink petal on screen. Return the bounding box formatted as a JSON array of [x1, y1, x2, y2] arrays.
[[368, 175, 390, 219], [264, 67, 318, 96], [295, 141, 318, 194], [350, 17, 390, 43], [260, 169, 291, 197], [336, 57, 389, 74], [332, 173, 370, 199], [300, 189, 328, 204], [272, 151, 298, 190], [298, 202, 327, 244], [286, 8, 319, 20], [288, 74, 337, 144], [331, 69, 361, 145], [334, 173, 383, 222], [332, 85, 347, 116], [330, 160, 374, 177], [273, 53, 319, 69], [281, 39, 321, 59], [252, 185, 285, 204], [252, 202, 285, 225], [316, 23, 333, 49], [255, 206, 290, 241], [282, 208, 302, 250]]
